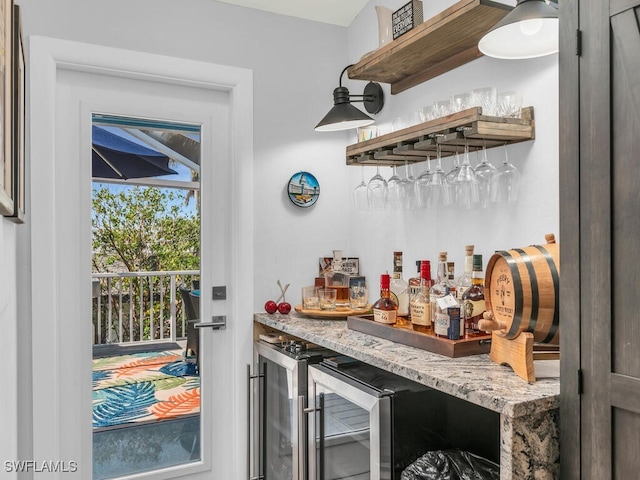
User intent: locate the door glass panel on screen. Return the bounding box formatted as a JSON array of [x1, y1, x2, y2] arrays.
[[91, 115, 202, 478], [316, 388, 371, 480], [261, 356, 296, 479]]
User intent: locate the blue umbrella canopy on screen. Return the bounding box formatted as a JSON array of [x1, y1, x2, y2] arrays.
[[92, 125, 178, 180]]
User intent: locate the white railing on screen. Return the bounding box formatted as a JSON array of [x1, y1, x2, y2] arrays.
[[92, 270, 199, 345]]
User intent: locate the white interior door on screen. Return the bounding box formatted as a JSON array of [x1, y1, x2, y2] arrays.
[[29, 38, 254, 479]]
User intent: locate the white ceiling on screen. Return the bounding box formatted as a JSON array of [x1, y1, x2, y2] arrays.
[[215, 0, 370, 27]]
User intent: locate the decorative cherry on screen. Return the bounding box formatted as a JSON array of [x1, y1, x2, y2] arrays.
[[278, 302, 291, 314], [264, 300, 278, 314]]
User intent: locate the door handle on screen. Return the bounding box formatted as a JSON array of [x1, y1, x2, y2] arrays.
[[194, 315, 226, 329]]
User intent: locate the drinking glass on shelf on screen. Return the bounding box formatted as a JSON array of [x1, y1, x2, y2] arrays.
[[367, 162, 388, 211], [391, 116, 406, 132], [428, 144, 452, 208], [495, 144, 521, 204], [434, 99, 452, 118], [415, 155, 433, 208], [402, 159, 417, 210], [474, 146, 498, 208], [497, 90, 523, 118], [408, 110, 422, 126], [454, 143, 479, 209], [445, 149, 461, 206], [450, 92, 471, 113], [357, 125, 378, 142], [471, 87, 497, 116], [386, 164, 406, 211], [420, 105, 435, 122], [354, 166, 369, 213]]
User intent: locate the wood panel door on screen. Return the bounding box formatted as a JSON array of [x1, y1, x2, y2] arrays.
[[561, 1, 640, 478]]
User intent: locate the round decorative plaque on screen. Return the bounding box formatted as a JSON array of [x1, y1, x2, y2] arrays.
[[287, 171, 320, 208]]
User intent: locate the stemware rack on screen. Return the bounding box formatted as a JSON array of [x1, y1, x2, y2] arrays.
[[346, 106, 535, 167]]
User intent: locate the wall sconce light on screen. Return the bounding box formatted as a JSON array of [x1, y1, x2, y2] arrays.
[[315, 65, 385, 132], [478, 0, 559, 60]]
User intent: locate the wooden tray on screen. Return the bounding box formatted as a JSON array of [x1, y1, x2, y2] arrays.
[[347, 315, 491, 358], [294, 304, 371, 320]]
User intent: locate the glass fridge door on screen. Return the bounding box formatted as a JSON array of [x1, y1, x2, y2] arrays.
[[307, 363, 391, 480], [256, 344, 307, 480]]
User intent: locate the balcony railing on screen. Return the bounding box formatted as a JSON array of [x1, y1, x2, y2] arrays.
[[92, 270, 199, 345]]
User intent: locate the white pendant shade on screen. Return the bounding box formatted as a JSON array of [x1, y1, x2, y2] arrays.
[[478, 0, 559, 60]]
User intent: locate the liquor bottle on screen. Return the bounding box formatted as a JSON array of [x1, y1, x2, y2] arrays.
[[410, 260, 433, 334], [390, 251, 410, 320], [431, 252, 451, 338], [325, 250, 350, 306], [408, 260, 422, 300], [463, 254, 486, 337], [373, 273, 398, 325], [455, 245, 475, 301]]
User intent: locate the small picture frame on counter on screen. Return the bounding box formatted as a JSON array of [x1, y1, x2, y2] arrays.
[[392, 0, 423, 40], [319, 257, 359, 276]]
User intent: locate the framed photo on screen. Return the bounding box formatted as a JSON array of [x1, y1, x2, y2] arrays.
[[8, 2, 23, 222], [0, 0, 13, 216]]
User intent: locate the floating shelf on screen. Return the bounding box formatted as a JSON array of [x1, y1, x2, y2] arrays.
[[346, 107, 535, 167], [347, 0, 512, 95]]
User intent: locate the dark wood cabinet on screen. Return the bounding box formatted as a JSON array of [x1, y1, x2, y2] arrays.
[[560, 1, 640, 478]]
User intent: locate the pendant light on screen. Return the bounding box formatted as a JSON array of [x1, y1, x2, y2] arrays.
[[478, 0, 559, 60], [315, 65, 384, 132]]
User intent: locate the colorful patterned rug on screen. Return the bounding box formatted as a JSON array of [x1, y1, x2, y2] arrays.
[[92, 349, 200, 430]]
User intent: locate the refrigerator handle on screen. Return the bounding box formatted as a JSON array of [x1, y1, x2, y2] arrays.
[[247, 364, 264, 480], [298, 394, 322, 480], [318, 392, 325, 480]]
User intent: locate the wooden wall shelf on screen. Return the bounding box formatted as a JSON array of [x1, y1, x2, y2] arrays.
[[346, 106, 535, 167], [347, 0, 512, 95]]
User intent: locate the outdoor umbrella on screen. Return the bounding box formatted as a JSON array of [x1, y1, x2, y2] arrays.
[[92, 125, 178, 180]]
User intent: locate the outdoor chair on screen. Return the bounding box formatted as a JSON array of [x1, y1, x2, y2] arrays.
[[179, 287, 200, 371]]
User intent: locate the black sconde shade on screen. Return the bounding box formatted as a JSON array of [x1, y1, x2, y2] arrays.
[[315, 66, 385, 132], [478, 0, 558, 60]]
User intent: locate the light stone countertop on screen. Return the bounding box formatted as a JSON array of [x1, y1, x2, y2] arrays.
[[254, 312, 560, 419]]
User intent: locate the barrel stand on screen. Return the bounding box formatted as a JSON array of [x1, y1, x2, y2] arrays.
[[489, 332, 560, 383]]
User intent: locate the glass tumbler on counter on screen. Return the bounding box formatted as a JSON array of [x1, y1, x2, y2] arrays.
[[302, 286, 321, 310], [319, 288, 337, 311], [349, 281, 369, 310]]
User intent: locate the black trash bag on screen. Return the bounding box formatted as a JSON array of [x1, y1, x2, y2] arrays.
[[401, 449, 500, 480]]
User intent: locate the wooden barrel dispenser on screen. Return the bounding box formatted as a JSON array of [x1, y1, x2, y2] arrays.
[[479, 234, 560, 382]]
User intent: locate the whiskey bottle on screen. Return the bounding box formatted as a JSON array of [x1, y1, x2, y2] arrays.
[[410, 260, 433, 334], [373, 273, 398, 325], [390, 251, 409, 320], [462, 254, 486, 337], [325, 250, 350, 306], [455, 245, 475, 301]]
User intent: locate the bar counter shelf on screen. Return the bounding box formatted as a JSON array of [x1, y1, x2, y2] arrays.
[[254, 311, 560, 480]]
